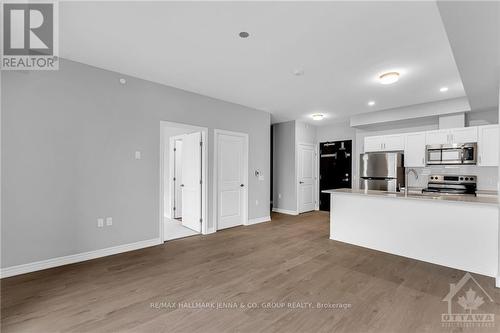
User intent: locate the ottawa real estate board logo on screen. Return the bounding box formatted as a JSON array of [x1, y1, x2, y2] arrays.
[[441, 272, 495, 328], [1, 1, 58, 70]]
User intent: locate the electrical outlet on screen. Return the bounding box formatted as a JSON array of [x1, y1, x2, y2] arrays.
[[106, 217, 113, 226], [135, 151, 141, 160], [278, 193, 282, 199], [97, 218, 104, 228], [255, 200, 259, 206]]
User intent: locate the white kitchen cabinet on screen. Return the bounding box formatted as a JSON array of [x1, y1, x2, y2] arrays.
[[425, 130, 450, 145], [383, 134, 405, 151], [425, 127, 478, 145], [478, 125, 499, 166], [364, 136, 383, 152], [450, 127, 478, 143], [404, 132, 426, 167], [364, 134, 404, 152]]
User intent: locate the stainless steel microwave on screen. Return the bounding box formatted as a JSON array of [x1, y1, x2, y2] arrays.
[[426, 143, 477, 165]]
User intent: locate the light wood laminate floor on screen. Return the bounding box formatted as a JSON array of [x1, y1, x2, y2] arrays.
[[2, 211, 500, 332]]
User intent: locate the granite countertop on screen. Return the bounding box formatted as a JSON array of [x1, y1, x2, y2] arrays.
[[322, 188, 499, 206]]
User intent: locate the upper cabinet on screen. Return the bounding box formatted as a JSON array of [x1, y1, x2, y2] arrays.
[[450, 127, 478, 144], [404, 132, 426, 167], [478, 125, 499, 166], [364, 125, 496, 168], [425, 127, 478, 145], [364, 134, 404, 152], [425, 130, 450, 145]]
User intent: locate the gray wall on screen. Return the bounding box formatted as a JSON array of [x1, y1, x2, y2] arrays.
[[2, 59, 270, 268], [295, 121, 316, 144], [272, 121, 296, 212]]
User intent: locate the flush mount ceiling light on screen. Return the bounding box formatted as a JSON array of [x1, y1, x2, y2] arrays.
[[239, 31, 250, 38], [379, 72, 400, 85], [368, 101, 375, 106], [440, 86, 449, 92], [312, 113, 324, 121], [119, 78, 126, 84]]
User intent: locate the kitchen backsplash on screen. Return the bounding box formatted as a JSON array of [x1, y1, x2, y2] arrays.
[[407, 166, 498, 191]]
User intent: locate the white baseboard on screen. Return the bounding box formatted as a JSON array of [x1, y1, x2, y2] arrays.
[[247, 216, 271, 225], [272, 208, 299, 215], [0, 238, 161, 279], [496, 277, 500, 289]]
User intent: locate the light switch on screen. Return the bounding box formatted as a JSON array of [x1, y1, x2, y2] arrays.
[[97, 218, 104, 228], [135, 151, 141, 160], [106, 217, 113, 226]]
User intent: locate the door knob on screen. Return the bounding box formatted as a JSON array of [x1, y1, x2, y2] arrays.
[[180, 184, 185, 187], [299, 181, 304, 184], [240, 184, 244, 187]]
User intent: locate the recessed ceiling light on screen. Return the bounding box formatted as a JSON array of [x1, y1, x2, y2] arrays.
[[292, 68, 304, 76], [440, 86, 449, 92], [368, 101, 375, 106], [312, 113, 324, 121], [379, 72, 400, 85], [239, 31, 250, 38]]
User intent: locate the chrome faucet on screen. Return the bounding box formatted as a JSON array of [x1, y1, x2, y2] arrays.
[[405, 168, 419, 196]]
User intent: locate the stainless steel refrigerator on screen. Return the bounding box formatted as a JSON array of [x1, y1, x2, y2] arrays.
[[359, 152, 405, 192]]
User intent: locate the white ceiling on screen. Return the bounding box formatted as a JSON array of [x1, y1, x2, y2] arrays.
[[60, 1, 467, 125]]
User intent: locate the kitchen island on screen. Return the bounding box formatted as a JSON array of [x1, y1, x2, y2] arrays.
[[323, 189, 499, 280]]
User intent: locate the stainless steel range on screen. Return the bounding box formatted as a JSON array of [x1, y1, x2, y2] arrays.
[[422, 175, 477, 196]]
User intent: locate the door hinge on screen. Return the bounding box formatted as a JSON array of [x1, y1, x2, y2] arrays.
[[200, 141, 203, 147], [173, 177, 176, 181], [173, 148, 176, 152], [173, 207, 176, 210], [200, 180, 202, 185], [199, 218, 203, 223]]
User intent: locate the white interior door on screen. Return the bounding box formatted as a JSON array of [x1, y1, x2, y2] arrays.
[[298, 144, 315, 213], [181, 132, 202, 232], [174, 139, 183, 218], [217, 132, 247, 230]]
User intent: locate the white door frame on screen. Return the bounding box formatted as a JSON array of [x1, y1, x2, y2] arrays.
[[315, 143, 320, 211], [213, 129, 249, 231], [159, 121, 208, 242], [296, 142, 317, 214], [168, 135, 184, 219]]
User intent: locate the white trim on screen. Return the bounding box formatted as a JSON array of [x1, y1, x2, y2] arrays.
[[0, 238, 161, 279], [315, 143, 320, 211], [272, 208, 299, 215], [160, 121, 209, 241], [213, 129, 249, 231], [496, 277, 500, 289], [247, 216, 271, 225], [168, 135, 184, 219]]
